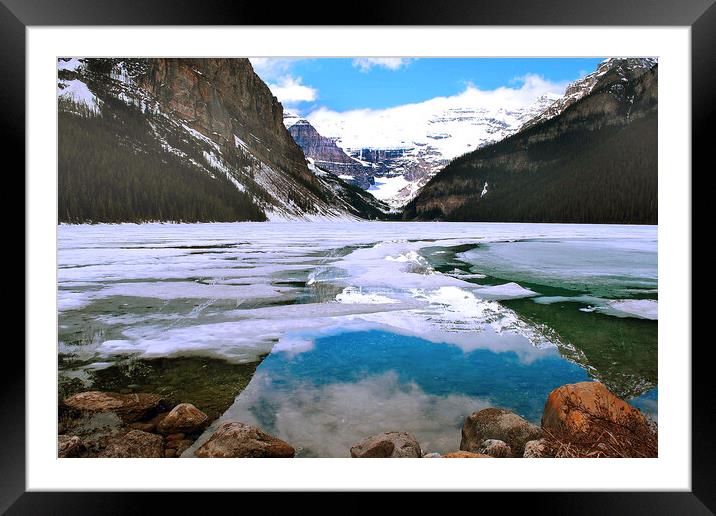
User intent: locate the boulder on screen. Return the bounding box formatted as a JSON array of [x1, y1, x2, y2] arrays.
[[58, 435, 84, 458], [442, 451, 491, 458], [460, 408, 542, 457], [523, 439, 550, 458], [98, 430, 164, 458], [541, 382, 648, 438], [157, 403, 208, 435], [477, 439, 512, 458], [194, 422, 295, 458], [350, 432, 422, 458], [63, 391, 164, 423]]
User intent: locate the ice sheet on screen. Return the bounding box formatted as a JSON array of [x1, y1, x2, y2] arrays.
[[58, 222, 657, 366]]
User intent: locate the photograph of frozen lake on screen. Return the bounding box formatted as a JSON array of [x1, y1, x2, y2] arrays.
[[56, 57, 658, 459]]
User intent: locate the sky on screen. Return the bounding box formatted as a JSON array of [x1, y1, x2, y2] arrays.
[[249, 57, 605, 115]]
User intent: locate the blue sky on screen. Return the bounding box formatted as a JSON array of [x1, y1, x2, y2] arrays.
[[250, 58, 604, 113]]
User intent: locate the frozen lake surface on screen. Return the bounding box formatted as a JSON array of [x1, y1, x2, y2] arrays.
[[58, 222, 658, 456]]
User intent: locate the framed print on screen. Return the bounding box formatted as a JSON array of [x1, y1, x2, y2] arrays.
[[8, 0, 711, 512]]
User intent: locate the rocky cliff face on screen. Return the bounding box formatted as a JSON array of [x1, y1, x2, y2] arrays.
[[286, 118, 375, 189], [404, 63, 658, 224], [57, 58, 387, 222]]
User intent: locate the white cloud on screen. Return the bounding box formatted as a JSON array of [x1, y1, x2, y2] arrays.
[[248, 58, 300, 81], [248, 58, 318, 106], [266, 76, 318, 104], [352, 58, 413, 72]]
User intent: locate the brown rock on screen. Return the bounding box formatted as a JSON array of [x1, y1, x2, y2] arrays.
[[98, 430, 164, 458], [460, 408, 542, 457], [164, 449, 177, 458], [58, 435, 84, 458], [442, 451, 491, 458], [63, 391, 164, 423], [350, 432, 421, 458], [477, 439, 512, 458], [523, 439, 550, 458], [166, 432, 186, 442], [541, 382, 648, 438], [157, 403, 208, 435], [194, 422, 295, 458]]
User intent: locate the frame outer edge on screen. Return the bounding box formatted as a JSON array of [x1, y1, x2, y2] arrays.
[[691, 1, 715, 512], [8, 0, 713, 511], [0, 0, 26, 515]]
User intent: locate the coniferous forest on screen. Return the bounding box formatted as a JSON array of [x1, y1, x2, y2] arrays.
[[58, 98, 266, 223]]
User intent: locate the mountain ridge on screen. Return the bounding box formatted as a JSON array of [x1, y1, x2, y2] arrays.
[[403, 62, 658, 224], [57, 58, 388, 223]]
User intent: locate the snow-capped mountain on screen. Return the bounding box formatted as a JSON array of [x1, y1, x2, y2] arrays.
[[57, 58, 388, 223], [520, 58, 658, 131], [289, 90, 561, 208]]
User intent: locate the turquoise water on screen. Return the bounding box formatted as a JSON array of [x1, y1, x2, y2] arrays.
[[261, 330, 590, 422]]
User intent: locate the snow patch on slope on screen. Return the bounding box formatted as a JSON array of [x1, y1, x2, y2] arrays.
[[57, 79, 101, 113]]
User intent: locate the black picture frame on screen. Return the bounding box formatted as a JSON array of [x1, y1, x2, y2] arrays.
[[7, 0, 709, 513]]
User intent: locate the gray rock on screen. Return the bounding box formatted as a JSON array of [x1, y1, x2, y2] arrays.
[[350, 431, 421, 458], [523, 438, 550, 458], [98, 429, 164, 458], [194, 422, 295, 458], [460, 408, 542, 457], [477, 438, 512, 458]]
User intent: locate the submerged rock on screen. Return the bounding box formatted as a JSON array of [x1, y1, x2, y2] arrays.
[[350, 432, 422, 458], [194, 422, 295, 458], [523, 439, 550, 458], [98, 430, 164, 458], [460, 408, 541, 457], [63, 391, 164, 423], [477, 439, 512, 458], [58, 435, 84, 458], [157, 403, 208, 435], [541, 381, 648, 438]]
